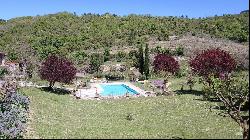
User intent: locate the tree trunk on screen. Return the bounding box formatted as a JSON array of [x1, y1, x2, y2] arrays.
[[49, 81, 55, 91], [242, 121, 249, 139]]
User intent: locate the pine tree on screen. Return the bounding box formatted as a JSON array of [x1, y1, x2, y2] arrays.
[[144, 43, 150, 79]]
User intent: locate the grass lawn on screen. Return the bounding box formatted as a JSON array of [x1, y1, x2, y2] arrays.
[[20, 78, 242, 139]]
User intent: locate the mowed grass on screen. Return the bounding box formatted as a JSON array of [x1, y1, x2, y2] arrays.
[[21, 81, 242, 139]]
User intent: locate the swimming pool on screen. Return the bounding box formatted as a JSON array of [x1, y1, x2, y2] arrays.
[[100, 84, 138, 96]]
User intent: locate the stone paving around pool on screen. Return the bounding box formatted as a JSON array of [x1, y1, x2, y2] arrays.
[[74, 82, 148, 100]]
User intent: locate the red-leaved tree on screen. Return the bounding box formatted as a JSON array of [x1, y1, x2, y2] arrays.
[[153, 54, 180, 74], [189, 48, 236, 80], [39, 55, 77, 89]]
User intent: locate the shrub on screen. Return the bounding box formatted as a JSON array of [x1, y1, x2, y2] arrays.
[[153, 54, 180, 74], [39, 55, 77, 89], [175, 70, 185, 78], [7, 51, 18, 61], [0, 91, 30, 139], [103, 48, 110, 62], [128, 50, 138, 59], [90, 53, 104, 73], [0, 68, 8, 79], [189, 48, 236, 80], [70, 51, 87, 64], [104, 72, 124, 81], [186, 74, 195, 91], [151, 45, 162, 54], [127, 50, 139, 68], [116, 51, 127, 62], [161, 48, 172, 55], [174, 46, 184, 56], [93, 72, 104, 78], [138, 75, 146, 81], [125, 113, 134, 121]]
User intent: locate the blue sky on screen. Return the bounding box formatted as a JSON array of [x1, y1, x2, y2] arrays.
[[0, 0, 249, 20]]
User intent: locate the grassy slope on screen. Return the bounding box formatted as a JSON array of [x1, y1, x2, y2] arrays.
[[21, 79, 242, 139]]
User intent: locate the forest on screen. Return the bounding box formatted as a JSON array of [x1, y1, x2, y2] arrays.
[[0, 11, 248, 65]]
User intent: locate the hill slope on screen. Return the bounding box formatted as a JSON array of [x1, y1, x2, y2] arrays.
[[0, 12, 248, 64]]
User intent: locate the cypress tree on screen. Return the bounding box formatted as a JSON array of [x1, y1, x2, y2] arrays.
[[144, 43, 149, 79], [138, 44, 144, 75]]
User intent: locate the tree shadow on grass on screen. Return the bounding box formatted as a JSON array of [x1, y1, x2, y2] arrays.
[[194, 98, 221, 102], [174, 89, 203, 96], [39, 87, 71, 95]]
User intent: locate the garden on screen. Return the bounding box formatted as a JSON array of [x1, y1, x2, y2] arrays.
[[0, 41, 249, 139]]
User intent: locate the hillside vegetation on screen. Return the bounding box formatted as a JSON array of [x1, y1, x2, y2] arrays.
[[0, 11, 248, 64]]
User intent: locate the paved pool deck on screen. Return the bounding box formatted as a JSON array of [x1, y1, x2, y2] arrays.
[[75, 82, 147, 99]]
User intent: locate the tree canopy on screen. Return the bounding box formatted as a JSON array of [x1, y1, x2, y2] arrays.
[[0, 12, 248, 64]]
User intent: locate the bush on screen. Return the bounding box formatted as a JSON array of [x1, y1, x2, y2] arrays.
[[138, 75, 146, 81], [105, 72, 124, 81], [93, 72, 104, 78], [153, 54, 180, 74], [0, 91, 30, 139], [103, 48, 110, 62], [161, 48, 173, 55], [116, 51, 127, 62], [189, 48, 236, 80], [90, 53, 104, 73], [174, 46, 184, 56], [151, 45, 162, 54], [0, 68, 8, 79], [39, 55, 77, 89], [70, 51, 87, 64], [175, 70, 186, 78]]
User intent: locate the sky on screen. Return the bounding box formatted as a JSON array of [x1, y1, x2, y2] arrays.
[[0, 0, 249, 20]]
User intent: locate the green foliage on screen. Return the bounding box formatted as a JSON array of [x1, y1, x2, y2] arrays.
[[151, 45, 162, 54], [151, 46, 175, 56], [174, 46, 184, 56], [202, 74, 249, 139], [90, 53, 104, 73], [104, 71, 125, 81], [128, 50, 139, 68], [26, 65, 33, 79], [203, 73, 249, 104], [7, 51, 18, 61], [162, 48, 174, 55], [0, 67, 8, 79], [116, 51, 127, 62], [138, 75, 146, 81], [0, 12, 247, 62], [138, 44, 144, 74], [144, 44, 150, 79], [93, 71, 104, 78], [70, 51, 87, 64], [103, 48, 110, 62]]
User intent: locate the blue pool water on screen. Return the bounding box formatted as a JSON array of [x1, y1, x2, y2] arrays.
[[100, 84, 138, 96]]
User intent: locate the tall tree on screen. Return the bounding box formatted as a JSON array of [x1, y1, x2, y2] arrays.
[[138, 44, 144, 75], [144, 43, 150, 79]]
